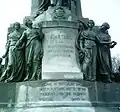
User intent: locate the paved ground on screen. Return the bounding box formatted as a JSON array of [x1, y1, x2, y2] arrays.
[[0, 107, 120, 112]]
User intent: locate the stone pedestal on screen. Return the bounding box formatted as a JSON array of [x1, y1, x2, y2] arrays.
[[41, 21, 82, 79], [0, 80, 119, 112], [12, 80, 97, 112]]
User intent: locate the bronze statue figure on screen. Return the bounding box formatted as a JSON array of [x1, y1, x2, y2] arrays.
[[35, 0, 51, 17], [0, 22, 25, 82], [35, 0, 73, 18], [76, 20, 87, 65], [96, 22, 117, 83], [15, 17, 44, 81], [50, 0, 71, 8], [79, 20, 97, 81]]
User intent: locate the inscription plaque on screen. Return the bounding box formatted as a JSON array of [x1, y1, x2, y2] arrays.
[[42, 21, 83, 79], [27, 81, 89, 102]]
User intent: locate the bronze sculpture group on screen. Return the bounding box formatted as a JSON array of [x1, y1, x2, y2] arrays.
[[0, 17, 44, 82], [0, 0, 117, 83], [77, 20, 117, 83]]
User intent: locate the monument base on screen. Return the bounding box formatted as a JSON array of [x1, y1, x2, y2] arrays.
[[0, 80, 120, 112], [0, 107, 119, 112]]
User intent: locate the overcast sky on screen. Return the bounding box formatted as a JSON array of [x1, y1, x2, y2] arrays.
[[0, 0, 119, 57]]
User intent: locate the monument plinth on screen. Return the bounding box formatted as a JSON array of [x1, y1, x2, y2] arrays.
[[0, 80, 119, 112], [14, 80, 95, 112], [41, 21, 82, 79], [31, 3, 83, 79]]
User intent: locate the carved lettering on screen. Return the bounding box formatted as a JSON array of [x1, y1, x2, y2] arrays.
[[46, 33, 75, 58], [38, 82, 89, 101]]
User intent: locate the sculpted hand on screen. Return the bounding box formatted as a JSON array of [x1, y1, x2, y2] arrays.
[[110, 41, 117, 48], [2, 55, 6, 58], [112, 41, 117, 45]]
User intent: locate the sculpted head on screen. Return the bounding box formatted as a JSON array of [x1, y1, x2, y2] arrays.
[[100, 22, 110, 31], [24, 17, 33, 27], [78, 20, 87, 31], [87, 20, 95, 28], [13, 22, 21, 30]]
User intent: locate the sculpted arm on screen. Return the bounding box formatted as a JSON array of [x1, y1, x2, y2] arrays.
[[2, 40, 10, 58], [96, 36, 117, 48], [96, 36, 112, 45], [15, 31, 27, 48], [79, 32, 85, 52], [109, 41, 117, 48], [75, 31, 82, 50]]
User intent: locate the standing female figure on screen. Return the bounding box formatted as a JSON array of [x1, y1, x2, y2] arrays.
[[80, 20, 97, 81], [0, 22, 25, 82], [16, 17, 44, 81], [96, 22, 117, 82]]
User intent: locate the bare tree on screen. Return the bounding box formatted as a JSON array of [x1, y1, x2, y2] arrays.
[[112, 55, 120, 72]]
